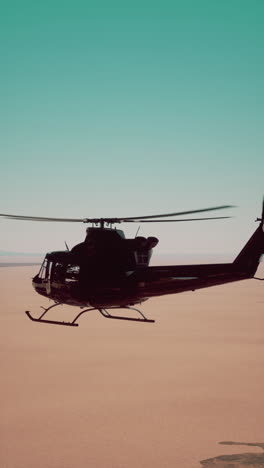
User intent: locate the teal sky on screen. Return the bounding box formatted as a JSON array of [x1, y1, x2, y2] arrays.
[[1, 1, 263, 256]]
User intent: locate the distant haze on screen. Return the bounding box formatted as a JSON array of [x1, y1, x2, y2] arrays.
[[0, 250, 44, 257]]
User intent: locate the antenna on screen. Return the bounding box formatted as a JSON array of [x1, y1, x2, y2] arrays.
[[135, 226, 141, 237]]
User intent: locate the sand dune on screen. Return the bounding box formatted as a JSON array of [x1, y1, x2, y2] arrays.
[[1, 264, 263, 468], [201, 442, 264, 467], [201, 452, 264, 467]]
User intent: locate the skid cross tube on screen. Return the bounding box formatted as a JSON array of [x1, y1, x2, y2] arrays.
[[25, 304, 155, 326]]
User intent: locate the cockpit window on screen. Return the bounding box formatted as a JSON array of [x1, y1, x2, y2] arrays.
[[38, 259, 80, 283], [38, 258, 49, 279]]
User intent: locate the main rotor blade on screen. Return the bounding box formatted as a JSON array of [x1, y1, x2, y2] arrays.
[[124, 216, 232, 223], [119, 205, 234, 221], [0, 214, 85, 222], [0, 205, 234, 224]]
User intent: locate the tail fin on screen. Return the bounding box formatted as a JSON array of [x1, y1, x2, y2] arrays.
[[233, 198, 264, 275]]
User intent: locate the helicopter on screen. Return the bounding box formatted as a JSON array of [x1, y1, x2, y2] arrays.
[[0, 201, 263, 327]]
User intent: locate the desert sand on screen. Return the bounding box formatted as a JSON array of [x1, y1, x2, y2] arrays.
[[1, 263, 264, 468]]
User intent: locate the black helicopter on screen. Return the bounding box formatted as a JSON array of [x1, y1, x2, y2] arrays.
[[0, 202, 263, 326]]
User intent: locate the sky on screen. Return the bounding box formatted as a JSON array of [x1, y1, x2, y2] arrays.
[[1, 1, 263, 257]]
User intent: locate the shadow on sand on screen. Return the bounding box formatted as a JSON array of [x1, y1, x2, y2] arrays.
[[200, 441, 264, 467]]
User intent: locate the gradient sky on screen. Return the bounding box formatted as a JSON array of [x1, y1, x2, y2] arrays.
[[1, 1, 263, 256]]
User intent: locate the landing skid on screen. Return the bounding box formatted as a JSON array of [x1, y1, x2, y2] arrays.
[[97, 307, 155, 323], [25, 303, 155, 327]]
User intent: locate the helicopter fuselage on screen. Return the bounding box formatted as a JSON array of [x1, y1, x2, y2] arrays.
[[32, 223, 263, 310], [2, 202, 263, 326], [32, 227, 159, 308]]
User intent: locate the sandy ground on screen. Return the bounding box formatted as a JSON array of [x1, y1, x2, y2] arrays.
[[0, 264, 263, 468]]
